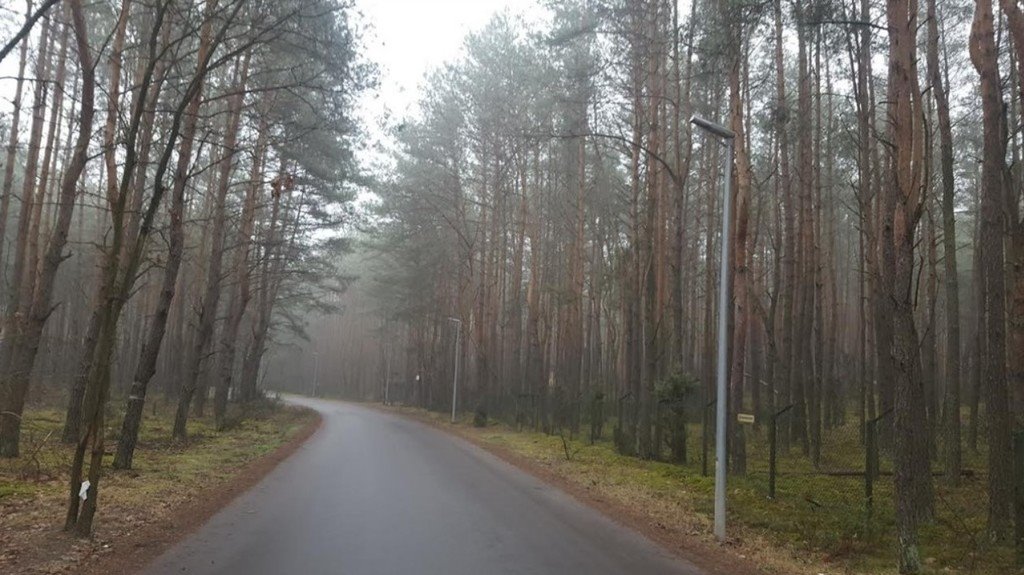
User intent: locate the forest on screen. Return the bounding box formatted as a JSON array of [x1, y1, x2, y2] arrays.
[[300, 0, 1024, 572], [1, 0, 1022, 572], [0, 0, 367, 539]]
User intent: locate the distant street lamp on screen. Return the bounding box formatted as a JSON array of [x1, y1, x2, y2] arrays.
[[691, 114, 735, 543], [448, 317, 462, 424], [312, 351, 320, 398]]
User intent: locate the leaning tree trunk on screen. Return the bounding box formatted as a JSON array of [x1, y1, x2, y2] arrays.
[[112, 66, 191, 469], [66, 0, 235, 536], [61, 3, 171, 444]]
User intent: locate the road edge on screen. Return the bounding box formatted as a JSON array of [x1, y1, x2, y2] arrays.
[[80, 406, 323, 575], [370, 404, 767, 575]]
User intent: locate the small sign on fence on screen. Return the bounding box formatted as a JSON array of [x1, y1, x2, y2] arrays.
[[737, 413, 755, 425]]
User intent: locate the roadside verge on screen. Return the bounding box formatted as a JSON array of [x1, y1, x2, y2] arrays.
[[0, 404, 321, 575], [374, 404, 833, 575]]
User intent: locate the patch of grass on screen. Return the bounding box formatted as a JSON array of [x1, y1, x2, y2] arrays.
[[103, 403, 312, 506], [0, 481, 36, 499], [0, 399, 314, 539], [1, 398, 315, 574]]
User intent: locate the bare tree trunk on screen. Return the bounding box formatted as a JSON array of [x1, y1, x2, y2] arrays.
[[997, 0, 1024, 446], [970, 0, 1012, 539], [0, 1, 33, 286], [0, 14, 52, 457], [887, 0, 934, 569], [216, 106, 267, 423], [238, 179, 298, 397], [66, 0, 237, 536], [113, 86, 191, 469], [24, 19, 67, 309], [174, 52, 251, 439], [727, 11, 751, 475], [62, 0, 174, 445], [927, 0, 962, 485]]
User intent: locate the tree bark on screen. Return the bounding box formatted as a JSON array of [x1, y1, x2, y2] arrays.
[[0, 13, 52, 457], [927, 0, 962, 485], [0, 0, 33, 289], [970, 0, 1012, 538], [217, 101, 267, 423], [174, 52, 251, 439], [887, 0, 934, 568]]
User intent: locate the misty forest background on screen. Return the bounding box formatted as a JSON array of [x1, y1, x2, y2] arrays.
[[281, 0, 1022, 571]]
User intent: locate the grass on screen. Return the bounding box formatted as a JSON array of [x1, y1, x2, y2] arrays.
[[1, 400, 312, 499], [0, 398, 316, 574], [387, 404, 1019, 575]]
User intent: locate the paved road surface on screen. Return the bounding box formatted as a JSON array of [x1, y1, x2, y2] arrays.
[[141, 397, 705, 575]]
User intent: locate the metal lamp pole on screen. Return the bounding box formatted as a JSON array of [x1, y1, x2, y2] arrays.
[[448, 317, 462, 423], [690, 114, 735, 543], [312, 351, 320, 398]]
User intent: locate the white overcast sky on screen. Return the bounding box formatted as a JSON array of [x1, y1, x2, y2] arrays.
[[354, 0, 544, 118], [0, 0, 548, 180], [0, 0, 546, 126], [351, 0, 547, 169]]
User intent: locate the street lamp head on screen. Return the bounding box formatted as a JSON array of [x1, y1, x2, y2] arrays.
[[690, 115, 735, 140]]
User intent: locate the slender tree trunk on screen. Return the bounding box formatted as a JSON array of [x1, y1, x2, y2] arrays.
[[997, 0, 1024, 440], [970, 0, 1012, 538], [0, 1, 33, 286], [204, 114, 266, 429], [727, 14, 751, 475], [0, 14, 52, 457], [66, 0, 235, 535], [887, 0, 934, 568], [927, 0, 962, 485], [174, 52, 250, 440]]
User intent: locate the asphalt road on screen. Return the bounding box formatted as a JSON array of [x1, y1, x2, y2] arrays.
[[140, 397, 705, 575]]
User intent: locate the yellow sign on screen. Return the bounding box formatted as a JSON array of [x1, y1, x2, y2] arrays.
[[737, 413, 755, 425]]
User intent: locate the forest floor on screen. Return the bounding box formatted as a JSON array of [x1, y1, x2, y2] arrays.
[[0, 400, 319, 575], [380, 403, 1016, 575]]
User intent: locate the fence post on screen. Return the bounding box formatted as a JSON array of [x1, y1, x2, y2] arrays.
[[1015, 430, 1024, 565], [768, 405, 793, 500], [589, 393, 604, 444], [653, 401, 663, 461], [865, 417, 877, 526], [702, 399, 715, 477], [769, 410, 777, 500], [515, 394, 523, 432]]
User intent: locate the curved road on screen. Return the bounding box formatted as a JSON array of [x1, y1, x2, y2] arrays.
[[141, 397, 704, 575]]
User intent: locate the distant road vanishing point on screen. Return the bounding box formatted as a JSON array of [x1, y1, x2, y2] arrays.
[[139, 396, 705, 575]]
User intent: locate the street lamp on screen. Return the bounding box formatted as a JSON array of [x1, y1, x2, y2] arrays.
[[312, 350, 320, 398], [448, 315, 464, 423], [691, 114, 735, 543], [448, 317, 462, 424]]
